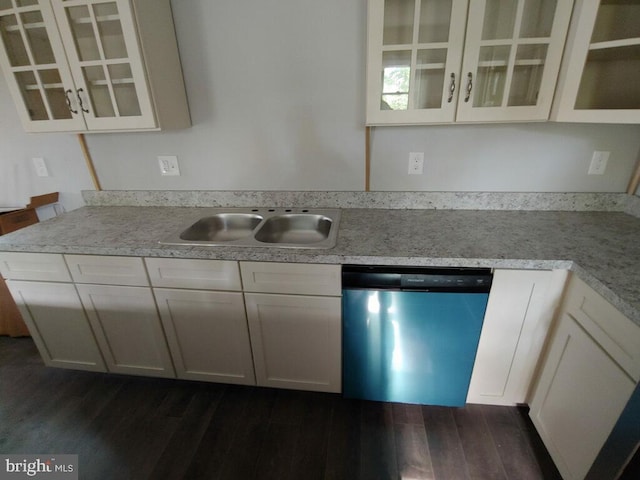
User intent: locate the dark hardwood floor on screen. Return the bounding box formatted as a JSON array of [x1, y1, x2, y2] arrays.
[[0, 337, 562, 480]]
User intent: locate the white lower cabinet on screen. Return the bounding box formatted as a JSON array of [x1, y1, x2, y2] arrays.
[[529, 275, 640, 480], [241, 261, 342, 393], [467, 269, 568, 405], [145, 258, 254, 384], [6, 280, 105, 372], [244, 292, 341, 393], [76, 283, 175, 378], [154, 288, 255, 385]]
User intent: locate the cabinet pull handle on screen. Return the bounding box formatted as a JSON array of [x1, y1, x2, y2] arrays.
[[65, 89, 78, 114], [447, 73, 456, 103], [464, 72, 473, 103], [77, 88, 90, 113]]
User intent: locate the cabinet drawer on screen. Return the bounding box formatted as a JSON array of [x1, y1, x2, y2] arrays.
[[564, 275, 640, 381], [145, 258, 241, 291], [240, 262, 341, 296], [64, 255, 148, 286], [0, 252, 71, 282]]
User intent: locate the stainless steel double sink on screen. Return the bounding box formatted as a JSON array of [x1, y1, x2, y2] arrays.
[[160, 208, 341, 249]]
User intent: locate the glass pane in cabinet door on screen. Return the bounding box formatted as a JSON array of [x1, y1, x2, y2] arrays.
[[94, 2, 127, 59], [575, 45, 640, 109], [384, 0, 414, 45], [508, 44, 547, 106], [15, 70, 47, 120], [21, 10, 55, 64], [418, 0, 452, 43], [415, 49, 447, 108], [482, 0, 516, 40], [474, 45, 510, 107], [108, 63, 140, 116], [15, 1, 39, 6], [0, 1, 12, 11], [381, 50, 411, 110], [0, 13, 29, 66], [39, 69, 72, 119], [67, 5, 100, 61], [520, 0, 556, 38], [591, 1, 640, 43], [82, 64, 115, 117]]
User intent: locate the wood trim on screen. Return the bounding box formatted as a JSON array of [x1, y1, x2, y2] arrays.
[[627, 152, 640, 195], [77, 134, 102, 191], [27, 192, 59, 209], [365, 126, 371, 192]]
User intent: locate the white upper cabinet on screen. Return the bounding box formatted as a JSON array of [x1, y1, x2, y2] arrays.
[[366, 0, 574, 124], [551, 0, 640, 123], [0, 0, 190, 133]]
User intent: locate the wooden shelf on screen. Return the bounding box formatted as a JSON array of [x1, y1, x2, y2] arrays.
[[590, 38, 640, 51], [4, 22, 46, 32], [71, 14, 120, 24]]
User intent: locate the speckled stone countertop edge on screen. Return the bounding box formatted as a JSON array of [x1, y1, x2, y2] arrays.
[[81, 190, 636, 214], [1, 205, 638, 327], [0, 239, 634, 326]]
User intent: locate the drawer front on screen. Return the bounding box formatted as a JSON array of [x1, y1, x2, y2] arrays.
[[564, 275, 640, 381], [145, 258, 241, 291], [240, 262, 341, 296], [64, 255, 148, 286], [0, 252, 71, 282]]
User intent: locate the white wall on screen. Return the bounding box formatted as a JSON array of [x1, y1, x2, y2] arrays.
[[0, 81, 93, 211], [371, 122, 640, 192], [1, 0, 639, 212]]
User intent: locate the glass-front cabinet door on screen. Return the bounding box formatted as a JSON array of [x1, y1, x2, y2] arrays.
[[552, 0, 640, 124], [366, 0, 469, 124], [0, 0, 85, 131], [366, 0, 573, 124], [52, 0, 155, 130], [458, 0, 573, 122]]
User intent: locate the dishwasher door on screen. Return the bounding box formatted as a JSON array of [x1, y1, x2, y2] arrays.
[[342, 287, 490, 406]]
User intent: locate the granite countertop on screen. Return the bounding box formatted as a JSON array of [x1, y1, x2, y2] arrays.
[[1, 205, 639, 326]]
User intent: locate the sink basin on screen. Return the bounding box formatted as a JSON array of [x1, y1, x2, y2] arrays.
[[179, 213, 262, 242], [160, 208, 340, 249], [254, 214, 332, 244]]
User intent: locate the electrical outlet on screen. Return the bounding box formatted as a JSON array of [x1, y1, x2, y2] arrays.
[[158, 155, 180, 176], [408, 152, 424, 175], [32, 157, 49, 177], [588, 151, 609, 175]]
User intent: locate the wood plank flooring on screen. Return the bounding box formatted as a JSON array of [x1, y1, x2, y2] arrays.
[[0, 337, 562, 480]]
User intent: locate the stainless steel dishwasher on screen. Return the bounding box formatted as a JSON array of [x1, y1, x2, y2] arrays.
[[342, 265, 493, 406]]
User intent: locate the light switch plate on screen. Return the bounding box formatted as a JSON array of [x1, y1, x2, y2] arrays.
[[588, 151, 609, 175], [408, 152, 424, 175], [32, 157, 49, 177], [158, 155, 180, 176]]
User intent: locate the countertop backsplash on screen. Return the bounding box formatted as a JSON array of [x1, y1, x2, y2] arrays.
[[82, 190, 634, 213]]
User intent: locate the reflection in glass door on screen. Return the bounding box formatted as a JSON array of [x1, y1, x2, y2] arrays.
[[380, 0, 456, 112], [471, 0, 556, 109], [53, 0, 153, 129], [0, 1, 81, 128], [63, 1, 140, 119], [368, 0, 467, 124]]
